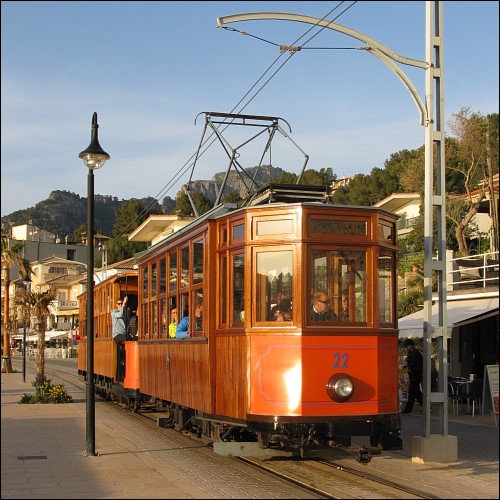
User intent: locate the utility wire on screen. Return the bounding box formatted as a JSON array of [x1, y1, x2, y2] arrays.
[[221, 1, 359, 52], [217, 2, 359, 129], [293, 1, 358, 47], [110, 1, 357, 244], [223, 26, 281, 48]]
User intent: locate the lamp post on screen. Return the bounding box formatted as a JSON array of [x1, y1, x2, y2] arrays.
[[79, 112, 110, 457], [22, 271, 31, 383]]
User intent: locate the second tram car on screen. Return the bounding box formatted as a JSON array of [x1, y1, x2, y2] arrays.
[[78, 269, 140, 405], [79, 184, 402, 460]]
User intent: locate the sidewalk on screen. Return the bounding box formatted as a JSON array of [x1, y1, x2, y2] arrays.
[[350, 408, 499, 499], [2, 361, 498, 499], [1, 365, 316, 499]]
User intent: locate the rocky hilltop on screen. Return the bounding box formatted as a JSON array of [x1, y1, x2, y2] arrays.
[[1, 165, 285, 239], [1, 190, 166, 239], [184, 165, 284, 201]]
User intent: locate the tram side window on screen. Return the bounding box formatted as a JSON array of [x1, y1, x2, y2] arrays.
[[168, 296, 177, 338], [180, 246, 189, 288], [159, 258, 166, 295], [232, 253, 244, 325], [255, 250, 293, 324], [142, 303, 149, 339], [220, 255, 227, 327], [309, 249, 367, 324], [232, 223, 244, 241], [151, 301, 158, 337], [378, 222, 394, 243], [160, 298, 167, 337], [151, 262, 157, 298], [106, 287, 111, 338], [193, 240, 203, 285], [176, 292, 203, 338], [193, 291, 203, 334], [220, 227, 228, 245], [378, 253, 394, 325], [143, 267, 148, 300], [169, 252, 177, 292], [177, 293, 189, 335]]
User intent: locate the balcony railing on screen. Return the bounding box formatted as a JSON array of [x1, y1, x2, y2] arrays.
[[397, 216, 418, 231], [448, 251, 499, 291], [56, 300, 78, 311]]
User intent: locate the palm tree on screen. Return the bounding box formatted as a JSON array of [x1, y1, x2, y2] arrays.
[[1, 234, 26, 373], [19, 286, 57, 386]]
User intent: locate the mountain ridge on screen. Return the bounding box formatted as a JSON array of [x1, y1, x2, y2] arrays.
[[1, 165, 285, 239]]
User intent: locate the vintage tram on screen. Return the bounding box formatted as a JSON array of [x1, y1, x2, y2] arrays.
[[77, 269, 141, 406], [79, 184, 402, 460]]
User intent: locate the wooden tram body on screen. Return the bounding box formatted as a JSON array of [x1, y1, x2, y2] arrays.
[[78, 272, 140, 399], [79, 185, 402, 458]]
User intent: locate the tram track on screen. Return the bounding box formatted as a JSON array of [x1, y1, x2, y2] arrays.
[[44, 362, 435, 499], [44, 363, 84, 390], [238, 455, 435, 499], [237, 456, 338, 499], [316, 459, 437, 499]]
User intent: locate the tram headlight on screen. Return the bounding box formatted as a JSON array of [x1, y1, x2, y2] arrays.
[[326, 373, 354, 402]]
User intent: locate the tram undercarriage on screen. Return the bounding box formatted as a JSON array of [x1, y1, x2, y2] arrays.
[[79, 364, 402, 464]]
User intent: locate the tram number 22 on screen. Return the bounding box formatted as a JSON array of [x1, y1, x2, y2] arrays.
[[332, 352, 348, 369]]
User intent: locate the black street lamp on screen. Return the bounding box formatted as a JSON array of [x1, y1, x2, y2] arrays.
[[22, 271, 31, 384], [79, 112, 109, 457]]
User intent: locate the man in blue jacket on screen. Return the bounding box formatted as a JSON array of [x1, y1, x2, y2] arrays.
[[111, 295, 128, 344], [111, 295, 128, 379]]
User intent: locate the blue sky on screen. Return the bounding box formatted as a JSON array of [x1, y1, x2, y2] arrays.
[[1, 1, 499, 216]]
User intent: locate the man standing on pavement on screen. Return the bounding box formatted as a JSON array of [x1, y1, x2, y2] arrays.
[[402, 338, 423, 415]]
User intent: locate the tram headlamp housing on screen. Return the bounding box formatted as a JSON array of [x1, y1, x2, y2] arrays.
[[326, 373, 354, 402]]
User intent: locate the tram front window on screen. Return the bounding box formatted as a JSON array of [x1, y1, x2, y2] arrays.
[[255, 250, 293, 324], [309, 249, 367, 325]]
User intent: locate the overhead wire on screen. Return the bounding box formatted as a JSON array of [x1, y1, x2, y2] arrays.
[[110, 1, 357, 243], [225, 1, 358, 112]]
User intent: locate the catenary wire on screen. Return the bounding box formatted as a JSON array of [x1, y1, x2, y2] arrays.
[[110, 1, 357, 244], [110, 1, 353, 240]]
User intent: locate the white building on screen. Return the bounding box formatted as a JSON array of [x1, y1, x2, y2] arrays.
[[373, 193, 421, 238]]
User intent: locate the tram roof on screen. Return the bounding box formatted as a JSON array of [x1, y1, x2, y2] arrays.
[[140, 203, 238, 257], [243, 183, 399, 219], [138, 184, 398, 261]]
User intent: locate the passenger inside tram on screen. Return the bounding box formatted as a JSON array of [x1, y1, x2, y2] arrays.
[[311, 290, 337, 321], [169, 308, 177, 338], [271, 305, 280, 321], [278, 299, 292, 321], [339, 292, 349, 322], [176, 294, 203, 338]]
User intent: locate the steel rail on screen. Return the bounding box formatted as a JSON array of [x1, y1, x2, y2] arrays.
[[317, 459, 435, 499]]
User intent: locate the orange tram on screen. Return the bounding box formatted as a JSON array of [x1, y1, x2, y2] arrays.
[[78, 184, 403, 462]]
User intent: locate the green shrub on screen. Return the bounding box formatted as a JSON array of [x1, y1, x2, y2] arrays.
[[19, 380, 73, 404], [19, 393, 36, 404], [398, 290, 423, 318]]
